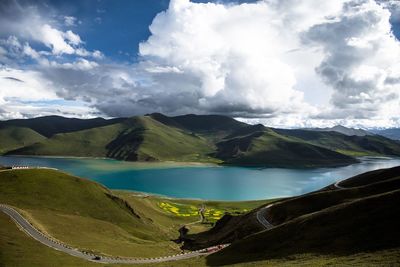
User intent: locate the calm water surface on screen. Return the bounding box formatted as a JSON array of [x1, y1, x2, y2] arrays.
[[0, 156, 399, 201]]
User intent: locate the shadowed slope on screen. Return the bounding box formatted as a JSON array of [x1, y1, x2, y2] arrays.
[[0, 126, 46, 153], [180, 166, 400, 265]]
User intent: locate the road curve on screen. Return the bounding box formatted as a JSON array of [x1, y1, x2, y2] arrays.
[[0, 204, 229, 264], [334, 180, 346, 189], [256, 204, 274, 229]]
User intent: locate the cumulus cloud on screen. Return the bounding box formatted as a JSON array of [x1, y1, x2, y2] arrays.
[[1, 0, 400, 128]]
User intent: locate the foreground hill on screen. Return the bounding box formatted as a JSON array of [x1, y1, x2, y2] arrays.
[[0, 126, 46, 154], [0, 168, 268, 266], [3, 114, 400, 167], [181, 166, 400, 266], [0, 168, 184, 259]]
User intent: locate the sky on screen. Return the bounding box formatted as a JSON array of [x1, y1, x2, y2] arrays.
[[0, 0, 400, 129]]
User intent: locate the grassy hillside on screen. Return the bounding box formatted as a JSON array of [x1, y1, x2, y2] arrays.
[[0, 126, 45, 154], [178, 166, 400, 266], [0, 115, 125, 137], [215, 128, 357, 167], [0, 168, 269, 266], [9, 116, 217, 163], [0, 168, 185, 257], [273, 128, 400, 157], [4, 113, 400, 167]]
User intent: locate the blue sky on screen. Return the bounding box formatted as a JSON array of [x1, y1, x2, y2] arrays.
[[40, 0, 261, 62], [1, 0, 400, 128]]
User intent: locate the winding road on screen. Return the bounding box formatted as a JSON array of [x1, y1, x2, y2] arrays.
[[1, 167, 275, 263], [0, 204, 228, 264], [256, 204, 274, 229]]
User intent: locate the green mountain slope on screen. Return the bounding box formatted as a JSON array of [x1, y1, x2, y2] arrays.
[[0, 115, 125, 137], [215, 127, 357, 167], [9, 116, 217, 162], [4, 113, 400, 167], [182, 166, 400, 266], [0, 126, 45, 154], [150, 113, 247, 142], [273, 128, 400, 156], [0, 168, 183, 258]]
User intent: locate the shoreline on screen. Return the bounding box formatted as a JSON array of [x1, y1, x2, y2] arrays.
[[113, 189, 281, 203]]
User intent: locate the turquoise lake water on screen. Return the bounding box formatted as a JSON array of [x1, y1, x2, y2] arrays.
[[0, 156, 399, 201]]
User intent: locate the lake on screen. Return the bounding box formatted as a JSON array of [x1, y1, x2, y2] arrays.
[[0, 156, 399, 201]]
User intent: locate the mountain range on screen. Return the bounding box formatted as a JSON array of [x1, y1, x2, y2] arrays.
[[1, 114, 400, 167]]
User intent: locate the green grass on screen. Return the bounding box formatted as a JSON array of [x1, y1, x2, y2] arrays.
[[2, 210, 398, 267], [0, 126, 45, 154], [0, 169, 266, 261], [1, 168, 399, 266], [0, 169, 182, 257]]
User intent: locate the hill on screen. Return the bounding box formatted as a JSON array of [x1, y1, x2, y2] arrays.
[[0, 168, 270, 266], [215, 127, 357, 167], [9, 116, 217, 163], [0, 126, 46, 154], [3, 113, 400, 167], [306, 125, 373, 136], [371, 128, 400, 140], [273, 128, 400, 157], [149, 113, 247, 142], [0, 115, 125, 137], [0, 168, 181, 258], [181, 166, 400, 266]]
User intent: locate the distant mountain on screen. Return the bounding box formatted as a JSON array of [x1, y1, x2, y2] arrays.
[[187, 166, 400, 266], [306, 125, 373, 136], [371, 128, 400, 140], [0, 115, 125, 137], [215, 127, 357, 167], [274, 128, 400, 157], [3, 114, 400, 167]]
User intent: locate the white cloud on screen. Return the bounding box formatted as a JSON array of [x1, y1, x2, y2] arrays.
[[64, 16, 77, 27], [1, 0, 400, 128]]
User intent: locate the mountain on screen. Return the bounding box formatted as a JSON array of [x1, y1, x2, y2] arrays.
[[3, 114, 400, 167], [215, 126, 357, 167], [0, 126, 46, 154], [9, 116, 216, 163], [307, 125, 373, 136], [0, 115, 125, 137], [273, 128, 400, 157], [185, 166, 400, 266], [149, 113, 247, 142], [371, 128, 400, 140]]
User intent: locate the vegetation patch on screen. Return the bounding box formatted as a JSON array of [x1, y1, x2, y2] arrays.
[[157, 201, 248, 222]]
